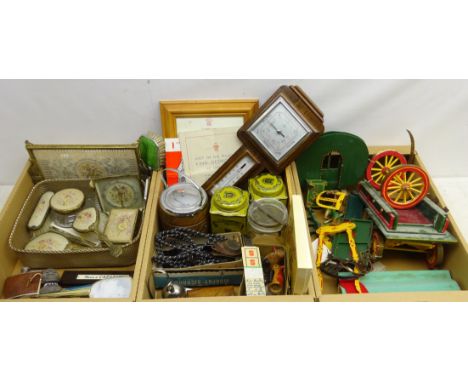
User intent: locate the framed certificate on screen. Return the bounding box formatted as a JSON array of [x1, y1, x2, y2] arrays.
[[159, 99, 259, 185], [159, 99, 259, 138], [179, 127, 245, 185]]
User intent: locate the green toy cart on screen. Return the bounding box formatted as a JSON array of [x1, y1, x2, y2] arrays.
[[358, 180, 458, 268]]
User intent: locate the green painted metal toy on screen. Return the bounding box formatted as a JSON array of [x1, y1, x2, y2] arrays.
[[318, 219, 374, 280], [359, 180, 457, 268], [296, 131, 369, 190], [305, 179, 328, 209]]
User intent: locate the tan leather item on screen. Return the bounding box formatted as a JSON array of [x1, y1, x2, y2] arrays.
[[3, 272, 42, 299]]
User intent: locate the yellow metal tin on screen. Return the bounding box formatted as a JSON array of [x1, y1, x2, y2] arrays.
[[249, 173, 288, 204], [210, 186, 249, 234]]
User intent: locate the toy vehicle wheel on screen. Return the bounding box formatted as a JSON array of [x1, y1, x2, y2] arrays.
[[381, 164, 430, 209], [370, 230, 385, 261], [426, 244, 444, 269], [366, 150, 407, 190]]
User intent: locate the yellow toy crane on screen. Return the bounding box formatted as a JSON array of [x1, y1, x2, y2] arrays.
[[315, 190, 348, 224], [315, 222, 364, 293], [315, 190, 347, 211]]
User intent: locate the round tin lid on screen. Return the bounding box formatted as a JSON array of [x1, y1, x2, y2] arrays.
[[248, 198, 288, 234], [50, 188, 85, 213], [212, 186, 249, 212], [251, 173, 285, 198], [160, 183, 207, 215]]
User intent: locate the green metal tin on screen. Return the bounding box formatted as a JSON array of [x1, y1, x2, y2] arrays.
[[248, 173, 288, 204], [210, 186, 249, 234]]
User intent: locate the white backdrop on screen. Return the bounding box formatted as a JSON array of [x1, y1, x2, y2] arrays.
[[0, 79, 467, 184]]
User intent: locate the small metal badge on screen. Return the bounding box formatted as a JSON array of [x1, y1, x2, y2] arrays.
[[40, 269, 62, 294], [162, 281, 187, 299]]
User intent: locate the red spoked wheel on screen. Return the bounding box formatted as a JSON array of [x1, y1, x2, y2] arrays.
[[381, 164, 430, 209], [366, 150, 407, 190]]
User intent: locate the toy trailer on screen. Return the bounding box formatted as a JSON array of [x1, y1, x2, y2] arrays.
[[358, 180, 457, 268]]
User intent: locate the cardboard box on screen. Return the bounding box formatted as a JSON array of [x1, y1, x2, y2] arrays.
[[136, 164, 316, 301], [0, 161, 155, 302], [291, 146, 468, 302]]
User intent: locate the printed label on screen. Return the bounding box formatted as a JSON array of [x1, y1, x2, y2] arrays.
[[76, 274, 127, 281], [242, 246, 266, 296]]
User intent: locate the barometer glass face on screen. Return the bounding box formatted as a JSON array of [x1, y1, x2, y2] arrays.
[[248, 97, 310, 162]]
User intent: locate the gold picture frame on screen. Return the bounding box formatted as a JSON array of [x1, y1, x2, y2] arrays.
[[159, 99, 259, 138]]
